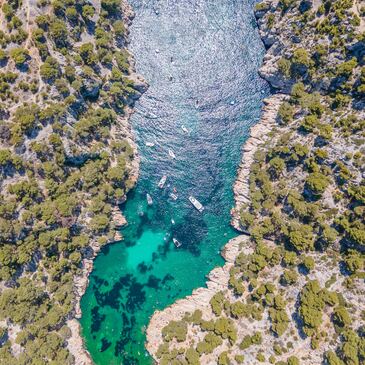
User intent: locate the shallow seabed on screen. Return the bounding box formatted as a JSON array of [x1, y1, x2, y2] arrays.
[[80, 1, 269, 364]]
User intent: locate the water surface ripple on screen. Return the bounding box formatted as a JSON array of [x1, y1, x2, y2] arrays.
[[81, 1, 269, 364]]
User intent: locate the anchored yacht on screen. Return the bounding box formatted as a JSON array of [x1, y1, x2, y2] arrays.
[[181, 125, 189, 133], [173, 238, 182, 248], [158, 175, 167, 188], [189, 196, 204, 213], [170, 193, 178, 201], [146, 193, 153, 206]]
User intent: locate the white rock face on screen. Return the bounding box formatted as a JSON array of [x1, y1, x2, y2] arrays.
[[230, 93, 287, 231]]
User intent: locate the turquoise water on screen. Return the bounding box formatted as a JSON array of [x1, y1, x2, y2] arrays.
[[80, 1, 269, 364]]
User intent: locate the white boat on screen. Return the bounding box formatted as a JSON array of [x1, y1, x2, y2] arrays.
[[173, 238, 182, 248], [146, 193, 153, 205], [146, 142, 155, 147], [171, 218, 175, 225], [158, 175, 167, 188], [145, 112, 158, 119], [170, 193, 178, 201], [189, 196, 204, 213], [181, 125, 189, 133], [168, 149, 176, 159]]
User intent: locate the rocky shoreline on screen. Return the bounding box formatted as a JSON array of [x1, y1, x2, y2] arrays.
[[66, 1, 147, 363], [230, 93, 286, 231], [146, 235, 251, 358], [66, 105, 142, 365]]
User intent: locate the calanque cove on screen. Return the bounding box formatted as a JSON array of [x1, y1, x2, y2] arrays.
[[0, 0, 364, 365]]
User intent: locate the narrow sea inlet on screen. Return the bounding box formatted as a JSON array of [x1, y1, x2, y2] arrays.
[[80, 1, 269, 364]]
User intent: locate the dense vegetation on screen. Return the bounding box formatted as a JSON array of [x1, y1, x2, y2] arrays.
[[0, 0, 142, 363], [149, 0, 365, 364]]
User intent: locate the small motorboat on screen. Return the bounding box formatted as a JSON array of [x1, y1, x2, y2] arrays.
[[146, 142, 155, 147], [158, 175, 167, 188], [189, 196, 204, 213], [146, 193, 153, 206], [181, 125, 189, 133], [173, 187, 177, 193], [145, 112, 158, 119], [171, 218, 175, 225], [173, 238, 182, 248], [168, 149, 176, 159], [170, 193, 178, 201], [230, 100, 235, 105]]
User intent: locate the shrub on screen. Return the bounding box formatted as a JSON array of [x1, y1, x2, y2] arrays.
[[210, 291, 224, 316], [281, 269, 298, 285], [113, 20, 126, 36], [79, 43, 96, 65], [35, 15, 50, 29], [288, 223, 314, 251], [82, 5, 95, 19], [336, 57, 357, 78], [10, 47, 29, 65], [302, 256, 315, 271], [101, 0, 120, 13], [269, 157, 286, 175], [305, 172, 330, 195], [65, 7, 78, 21], [292, 48, 310, 67], [291, 82, 306, 102], [0, 50, 8, 62], [277, 57, 291, 78], [287, 356, 300, 365], [298, 280, 325, 336], [161, 320, 187, 342], [50, 20, 68, 47], [267, 14, 275, 28], [332, 306, 351, 328], [278, 102, 294, 124], [40, 56, 60, 81], [185, 347, 200, 365], [218, 352, 230, 365]]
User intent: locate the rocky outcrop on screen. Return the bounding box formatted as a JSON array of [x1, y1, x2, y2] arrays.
[[146, 235, 249, 357], [230, 93, 287, 231]]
